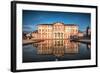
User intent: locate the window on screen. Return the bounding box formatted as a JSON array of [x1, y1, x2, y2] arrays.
[[42, 29, 44, 32], [58, 33, 60, 37], [61, 33, 63, 37], [39, 29, 41, 32], [55, 33, 57, 37]]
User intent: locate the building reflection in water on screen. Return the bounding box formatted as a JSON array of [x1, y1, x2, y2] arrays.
[[32, 40, 79, 57]]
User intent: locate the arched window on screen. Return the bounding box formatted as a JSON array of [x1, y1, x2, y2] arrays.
[[58, 33, 60, 37]]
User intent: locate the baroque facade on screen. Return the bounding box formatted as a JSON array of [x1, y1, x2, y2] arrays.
[[32, 22, 78, 39]]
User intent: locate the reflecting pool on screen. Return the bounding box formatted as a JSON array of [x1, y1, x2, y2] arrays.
[[23, 40, 91, 63]]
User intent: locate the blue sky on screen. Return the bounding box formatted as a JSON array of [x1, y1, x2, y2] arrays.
[[23, 10, 91, 32]]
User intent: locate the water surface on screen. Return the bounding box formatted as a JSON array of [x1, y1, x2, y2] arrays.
[[23, 40, 91, 63]]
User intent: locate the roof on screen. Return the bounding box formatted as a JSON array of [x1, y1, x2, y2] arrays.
[[38, 23, 78, 26], [32, 30, 38, 33], [65, 24, 78, 26]]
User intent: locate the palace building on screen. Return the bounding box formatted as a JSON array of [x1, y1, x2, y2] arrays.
[[32, 22, 78, 39]]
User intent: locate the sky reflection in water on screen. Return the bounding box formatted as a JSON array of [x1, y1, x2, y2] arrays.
[[23, 40, 91, 63]]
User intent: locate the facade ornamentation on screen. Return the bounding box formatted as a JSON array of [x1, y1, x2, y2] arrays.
[[32, 22, 78, 40]]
